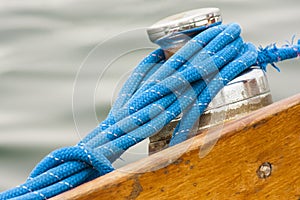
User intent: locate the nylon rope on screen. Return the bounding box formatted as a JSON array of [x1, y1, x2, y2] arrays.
[[0, 23, 299, 200]]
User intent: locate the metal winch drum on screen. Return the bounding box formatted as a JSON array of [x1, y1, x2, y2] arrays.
[[146, 8, 273, 153]]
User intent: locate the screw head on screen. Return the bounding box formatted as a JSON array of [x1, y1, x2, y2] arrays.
[[257, 162, 272, 179]]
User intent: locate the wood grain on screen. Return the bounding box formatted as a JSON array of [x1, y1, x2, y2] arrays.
[[51, 94, 300, 200]]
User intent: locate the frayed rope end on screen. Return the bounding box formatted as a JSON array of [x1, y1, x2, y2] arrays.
[[257, 44, 281, 72], [256, 37, 300, 72]]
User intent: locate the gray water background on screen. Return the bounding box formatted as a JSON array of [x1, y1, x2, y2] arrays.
[[0, 0, 299, 190]]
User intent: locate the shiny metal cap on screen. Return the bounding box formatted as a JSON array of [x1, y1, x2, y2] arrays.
[[147, 8, 222, 43]]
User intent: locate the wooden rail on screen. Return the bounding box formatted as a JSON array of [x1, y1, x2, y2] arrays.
[[52, 93, 300, 200]]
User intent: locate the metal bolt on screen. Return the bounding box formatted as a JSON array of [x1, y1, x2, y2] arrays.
[[257, 162, 272, 179]]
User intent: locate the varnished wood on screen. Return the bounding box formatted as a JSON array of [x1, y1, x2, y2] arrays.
[[52, 94, 300, 200]]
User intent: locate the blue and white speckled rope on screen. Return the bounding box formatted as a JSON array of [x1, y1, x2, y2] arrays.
[[0, 23, 299, 200]]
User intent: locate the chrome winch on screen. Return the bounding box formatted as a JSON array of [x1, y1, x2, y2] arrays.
[[146, 8, 272, 153]]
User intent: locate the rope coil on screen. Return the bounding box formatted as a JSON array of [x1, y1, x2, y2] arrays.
[[1, 23, 299, 200]]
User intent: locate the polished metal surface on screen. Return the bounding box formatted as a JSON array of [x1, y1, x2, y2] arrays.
[[147, 8, 222, 44], [149, 67, 273, 153], [147, 8, 273, 153], [208, 67, 270, 109], [199, 67, 272, 131]]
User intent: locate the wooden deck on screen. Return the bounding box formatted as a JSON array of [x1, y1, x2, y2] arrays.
[[52, 93, 300, 200]]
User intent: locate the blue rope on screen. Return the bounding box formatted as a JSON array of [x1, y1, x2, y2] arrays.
[[1, 23, 299, 200]]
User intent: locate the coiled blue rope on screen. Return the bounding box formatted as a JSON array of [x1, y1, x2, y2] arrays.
[[1, 23, 299, 200]]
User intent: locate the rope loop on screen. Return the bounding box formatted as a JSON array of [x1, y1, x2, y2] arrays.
[[0, 146, 113, 200]]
